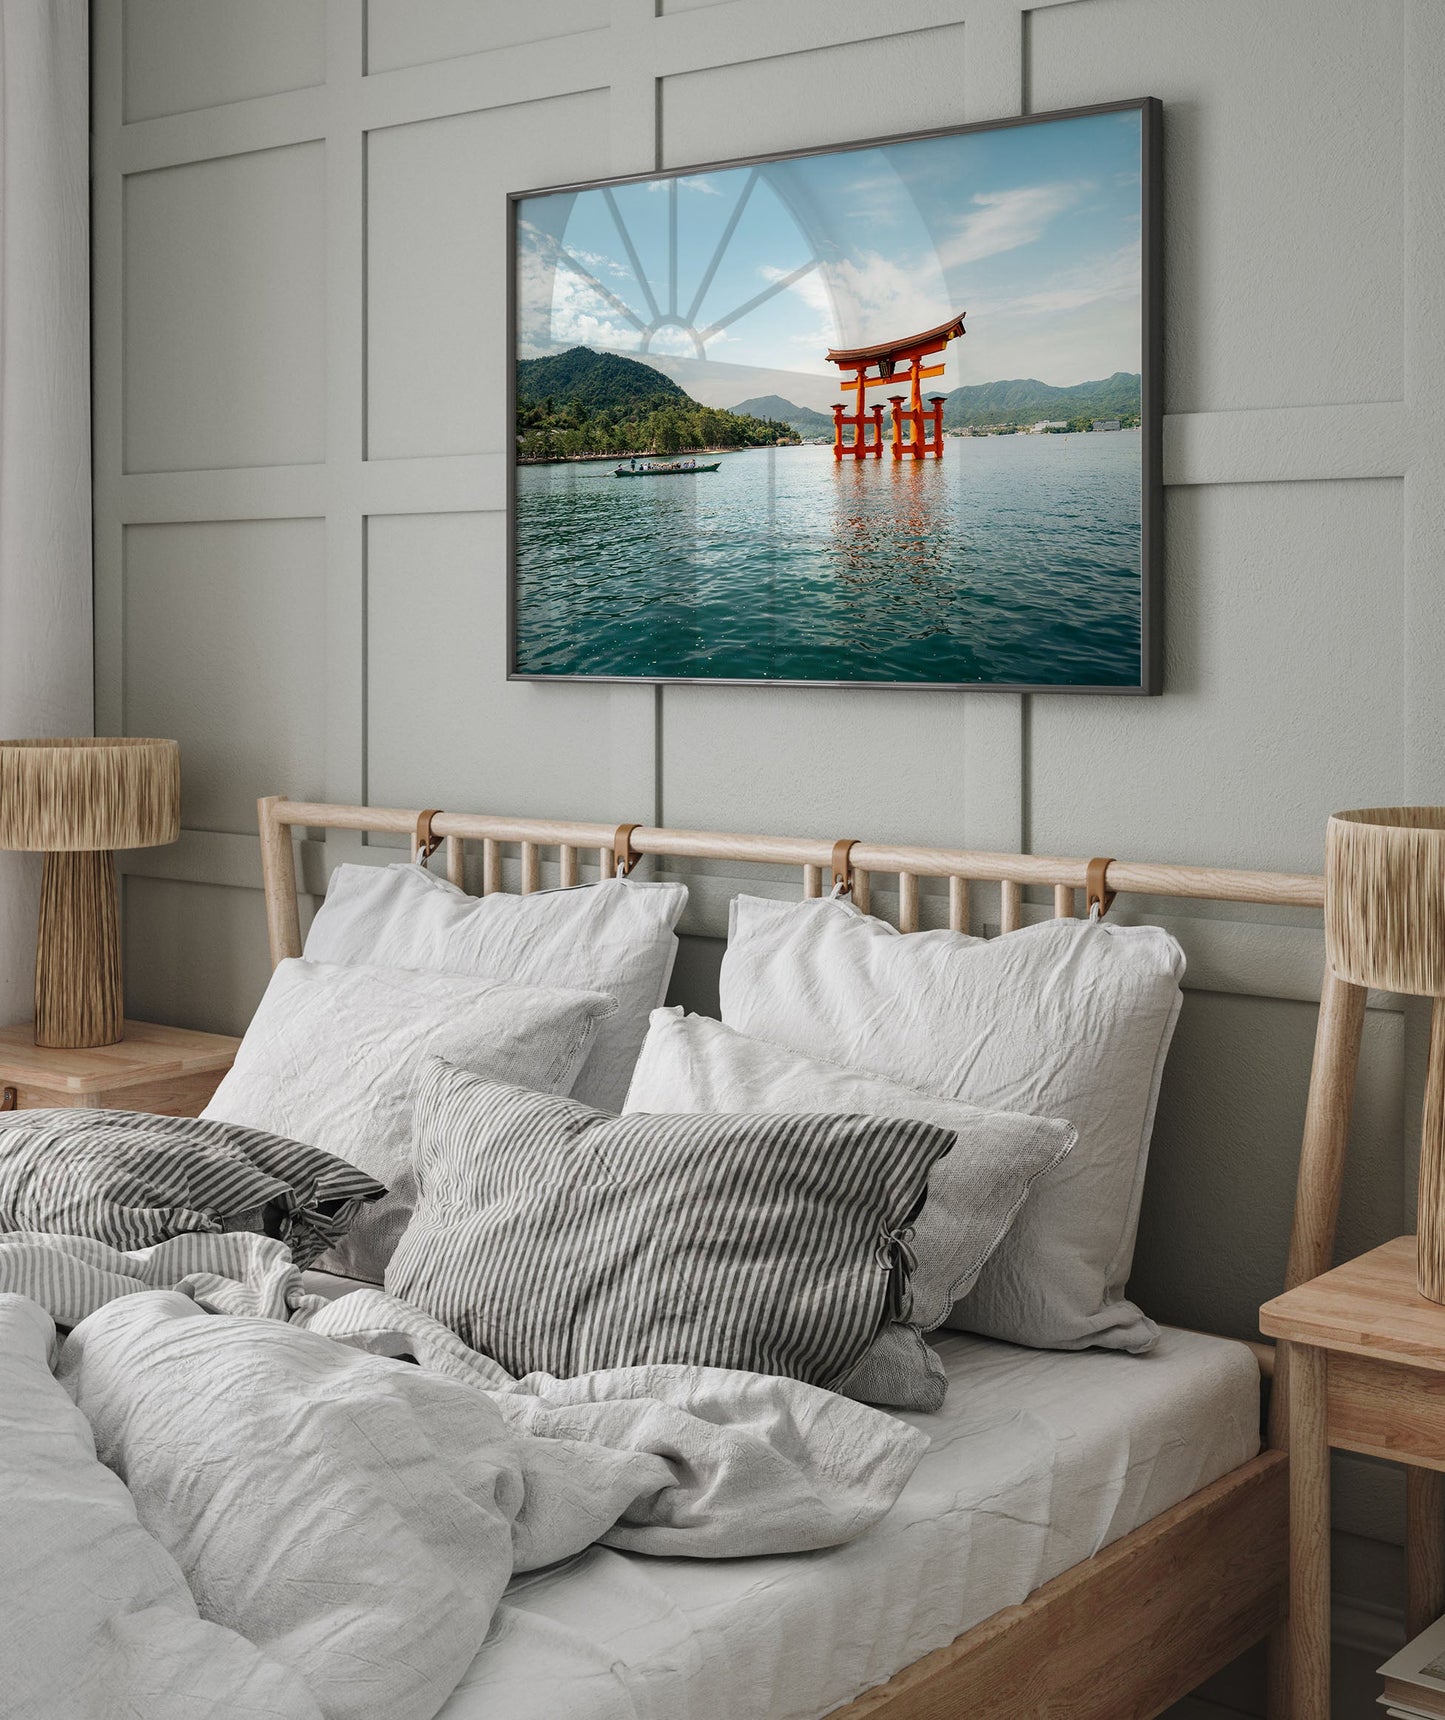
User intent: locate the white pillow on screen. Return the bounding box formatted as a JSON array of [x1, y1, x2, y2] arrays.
[[624, 1008, 1076, 1411], [302, 865, 686, 1112], [718, 896, 1185, 1354], [203, 959, 614, 1281]]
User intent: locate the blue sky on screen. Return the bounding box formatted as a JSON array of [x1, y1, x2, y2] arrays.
[[517, 109, 1143, 410]]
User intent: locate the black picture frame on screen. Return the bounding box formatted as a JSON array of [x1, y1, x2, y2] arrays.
[[507, 96, 1163, 695]]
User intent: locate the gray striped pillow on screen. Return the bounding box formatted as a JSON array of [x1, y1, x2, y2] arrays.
[[386, 1057, 956, 1388], [0, 1110, 386, 1270]]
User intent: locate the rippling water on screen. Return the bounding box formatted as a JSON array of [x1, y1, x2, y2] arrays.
[[514, 433, 1143, 686]]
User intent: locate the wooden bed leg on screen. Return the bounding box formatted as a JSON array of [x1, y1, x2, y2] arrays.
[[1407, 1466, 1445, 1638], [1287, 1342, 1330, 1720]]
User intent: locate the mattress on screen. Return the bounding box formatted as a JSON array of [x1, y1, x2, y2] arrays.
[[299, 1273, 1261, 1720]]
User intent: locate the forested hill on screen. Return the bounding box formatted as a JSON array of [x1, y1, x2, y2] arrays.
[[515, 347, 789, 460], [731, 395, 833, 435], [943, 372, 1141, 428], [516, 348, 687, 412]]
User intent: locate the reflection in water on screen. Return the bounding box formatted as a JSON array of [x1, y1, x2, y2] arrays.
[[515, 436, 1142, 685]]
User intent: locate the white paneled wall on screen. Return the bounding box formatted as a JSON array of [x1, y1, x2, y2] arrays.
[[91, 2, 1445, 1699]]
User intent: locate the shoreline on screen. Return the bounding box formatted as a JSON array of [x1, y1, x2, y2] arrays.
[[517, 443, 799, 467], [517, 428, 1139, 468]]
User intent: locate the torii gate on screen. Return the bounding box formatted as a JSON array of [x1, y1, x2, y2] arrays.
[[825, 313, 966, 461]]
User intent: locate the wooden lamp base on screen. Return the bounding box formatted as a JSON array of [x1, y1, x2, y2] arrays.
[[1418, 997, 1445, 1302], [34, 849, 123, 1049]]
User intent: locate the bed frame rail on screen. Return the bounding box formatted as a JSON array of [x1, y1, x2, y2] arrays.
[[258, 796, 1324, 961]]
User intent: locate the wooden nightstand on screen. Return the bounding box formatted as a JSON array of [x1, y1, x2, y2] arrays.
[[1260, 1236, 1445, 1720], [0, 1020, 241, 1117]]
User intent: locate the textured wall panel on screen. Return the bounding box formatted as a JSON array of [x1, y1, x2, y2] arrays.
[[365, 0, 608, 74], [366, 93, 611, 461], [1129, 990, 1405, 1341], [123, 143, 326, 473], [123, 876, 309, 1034], [122, 519, 327, 835], [366, 511, 657, 818], [1030, 0, 1404, 415], [660, 684, 975, 846], [659, 23, 969, 162], [1029, 477, 1404, 873], [122, 0, 326, 123]]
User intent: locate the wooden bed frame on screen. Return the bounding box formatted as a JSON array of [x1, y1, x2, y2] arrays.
[[256, 795, 1363, 1720]]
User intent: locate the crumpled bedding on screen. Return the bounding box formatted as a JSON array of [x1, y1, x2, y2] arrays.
[[430, 1324, 1262, 1720], [0, 1231, 928, 1720]]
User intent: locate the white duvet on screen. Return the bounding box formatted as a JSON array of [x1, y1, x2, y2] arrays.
[[0, 1233, 927, 1720]]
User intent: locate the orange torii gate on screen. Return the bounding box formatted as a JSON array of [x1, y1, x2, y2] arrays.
[[825, 313, 966, 461]]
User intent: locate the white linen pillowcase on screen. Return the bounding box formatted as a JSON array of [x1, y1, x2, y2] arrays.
[[717, 895, 1185, 1354], [302, 864, 687, 1113], [202, 959, 615, 1282], [623, 1008, 1076, 1411]]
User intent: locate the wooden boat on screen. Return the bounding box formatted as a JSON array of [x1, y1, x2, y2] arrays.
[[614, 460, 721, 477]]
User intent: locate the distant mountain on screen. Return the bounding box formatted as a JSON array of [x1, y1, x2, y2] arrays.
[[517, 348, 691, 412], [730, 394, 833, 434], [942, 372, 1141, 429]]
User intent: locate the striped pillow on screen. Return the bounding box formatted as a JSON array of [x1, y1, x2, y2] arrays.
[[386, 1057, 956, 1388], [0, 1110, 385, 1270]]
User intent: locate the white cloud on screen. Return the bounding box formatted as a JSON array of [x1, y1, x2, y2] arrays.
[[972, 240, 1140, 318], [757, 263, 837, 368], [516, 229, 644, 356], [570, 244, 632, 280], [547, 269, 643, 352], [935, 182, 1084, 270], [647, 175, 723, 195]]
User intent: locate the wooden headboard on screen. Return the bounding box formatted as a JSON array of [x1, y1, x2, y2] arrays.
[[255, 794, 1364, 1424]]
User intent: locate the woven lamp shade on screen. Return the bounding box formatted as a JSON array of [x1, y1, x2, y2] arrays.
[[1326, 807, 1445, 995], [0, 738, 180, 1051], [1327, 807, 1445, 1302], [0, 738, 179, 852]]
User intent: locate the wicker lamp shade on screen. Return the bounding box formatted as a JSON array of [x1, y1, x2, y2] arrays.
[[0, 738, 180, 1050], [0, 737, 179, 851], [1327, 807, 1445, 1301], [1327, 808, 1445, 995]]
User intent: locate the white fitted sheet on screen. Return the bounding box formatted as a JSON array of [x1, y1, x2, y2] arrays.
[[298, 1278, 1258, 1720]]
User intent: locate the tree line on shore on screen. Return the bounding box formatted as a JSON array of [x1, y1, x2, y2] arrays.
[[516, 393, 792, 461]]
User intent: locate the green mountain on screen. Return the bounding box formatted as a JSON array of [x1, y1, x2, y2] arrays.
[[516, 348, 689, 412], [730, 395, 833, 435], [515, 351, 791, 461], [942, 372, 1141, 429]]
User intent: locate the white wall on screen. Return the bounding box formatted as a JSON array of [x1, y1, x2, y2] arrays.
[[91, 2, 1445, 1708]]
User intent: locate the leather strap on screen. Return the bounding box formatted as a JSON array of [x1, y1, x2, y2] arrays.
[[1086, 856, 1116, 919], [414, 809, 443, 864], [831, 838, 858, 895], [612, 823, 641, 877]]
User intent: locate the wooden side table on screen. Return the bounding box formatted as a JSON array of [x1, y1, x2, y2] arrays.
[[1260, 1236, 1445, 1720], [0, 1020, 241, 1117]]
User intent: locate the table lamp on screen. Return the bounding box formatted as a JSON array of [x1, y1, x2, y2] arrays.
[[1326, 807, 1445, 1302], [0, 738, 180, 1049]]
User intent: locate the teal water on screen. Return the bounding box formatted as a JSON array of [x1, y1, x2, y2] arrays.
[[514, 433, 1143, 686]]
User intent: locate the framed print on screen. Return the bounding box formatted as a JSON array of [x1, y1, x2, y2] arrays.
[[509, 98, 1161, 693]]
